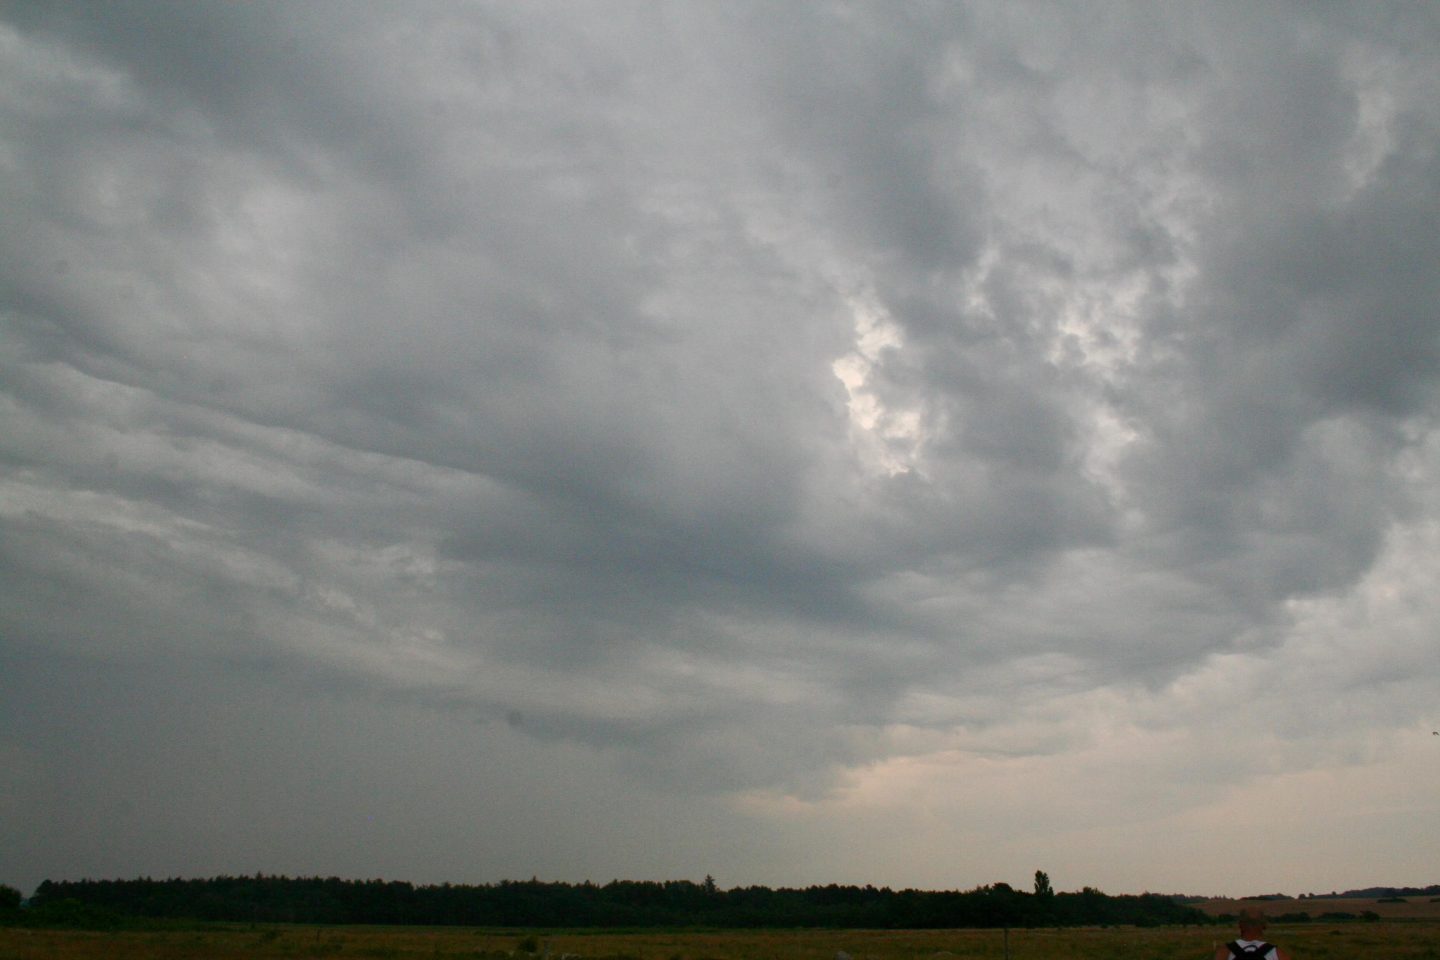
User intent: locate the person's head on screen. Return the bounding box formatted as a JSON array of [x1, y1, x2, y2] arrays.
[[1237, 907, 1268, 939]]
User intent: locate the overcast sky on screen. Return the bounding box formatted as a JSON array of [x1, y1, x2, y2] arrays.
[[3, 1, 1439, 901]]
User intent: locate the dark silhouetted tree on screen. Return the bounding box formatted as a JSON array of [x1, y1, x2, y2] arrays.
[[1034, 871, 1053, 898]]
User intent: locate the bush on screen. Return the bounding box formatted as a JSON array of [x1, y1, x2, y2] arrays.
[[18, 898, 124, 929]]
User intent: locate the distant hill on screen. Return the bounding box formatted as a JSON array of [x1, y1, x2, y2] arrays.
[[1194, 894, 1440, 922], [1180, 885, 1440, 903], [1322, 885, 1440, 899]]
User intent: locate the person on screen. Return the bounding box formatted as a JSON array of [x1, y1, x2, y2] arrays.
[[1214, 907, 1291, 960]]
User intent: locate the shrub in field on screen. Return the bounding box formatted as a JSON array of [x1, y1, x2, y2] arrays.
[[16, 898, 123, 929]]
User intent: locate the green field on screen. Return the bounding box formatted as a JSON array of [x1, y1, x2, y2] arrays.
[[3, 922, 1439, 960]]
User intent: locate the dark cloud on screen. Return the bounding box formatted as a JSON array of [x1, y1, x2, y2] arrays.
[[3, 1, 1439, 897]]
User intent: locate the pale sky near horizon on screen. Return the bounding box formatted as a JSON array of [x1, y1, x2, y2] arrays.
[[3, 1, 1439, 901]]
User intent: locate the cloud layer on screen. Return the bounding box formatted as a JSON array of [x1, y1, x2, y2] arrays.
[[3, 1, 1439, 897]]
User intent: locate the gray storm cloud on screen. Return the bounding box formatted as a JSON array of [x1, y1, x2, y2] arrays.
[[3, 1, 1439, 896]]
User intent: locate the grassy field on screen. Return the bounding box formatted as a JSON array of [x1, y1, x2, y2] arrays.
[[3, 921, 1439, 960]]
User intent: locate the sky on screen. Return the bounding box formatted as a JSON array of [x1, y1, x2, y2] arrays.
[[2, 1, 1439, 902]]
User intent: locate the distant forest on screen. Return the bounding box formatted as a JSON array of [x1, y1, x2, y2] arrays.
[[15, 875, 1213, 929]]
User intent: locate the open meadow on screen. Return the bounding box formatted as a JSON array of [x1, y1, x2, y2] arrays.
[[3, 921, 1439, 960]]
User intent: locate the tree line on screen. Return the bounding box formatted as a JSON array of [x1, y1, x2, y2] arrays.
[[14, 874, 1209, 929]]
